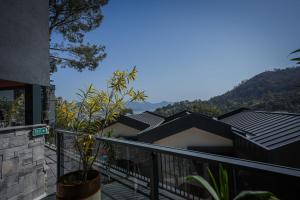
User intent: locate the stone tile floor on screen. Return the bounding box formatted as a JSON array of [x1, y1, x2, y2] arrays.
[[44, 147, 57, 195], [43, 183, 150, 200]]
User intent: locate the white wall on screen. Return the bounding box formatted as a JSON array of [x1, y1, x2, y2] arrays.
[[154, 127, 232, 149], [103, 122, 140, 137]]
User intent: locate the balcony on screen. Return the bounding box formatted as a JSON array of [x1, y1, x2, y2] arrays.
[[42, 129, 300, 200]]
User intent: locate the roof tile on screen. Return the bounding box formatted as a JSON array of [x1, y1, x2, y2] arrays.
[[220, 110, 300, 149]]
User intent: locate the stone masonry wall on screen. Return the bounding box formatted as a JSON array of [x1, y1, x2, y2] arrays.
[[0, 125, 47, 200]]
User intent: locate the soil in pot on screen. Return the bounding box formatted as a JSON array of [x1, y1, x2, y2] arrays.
[[57, 170, 101, 200]]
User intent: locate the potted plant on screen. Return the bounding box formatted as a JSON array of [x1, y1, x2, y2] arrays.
[[55, 67, 146, 199], [186, 165, 279, 200]]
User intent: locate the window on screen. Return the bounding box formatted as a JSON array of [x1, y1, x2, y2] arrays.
[[0, 88, 25, 127]]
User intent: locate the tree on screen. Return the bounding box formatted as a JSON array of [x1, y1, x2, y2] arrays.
[[49, 0, 108, 73], [44, 0, 109, 122]]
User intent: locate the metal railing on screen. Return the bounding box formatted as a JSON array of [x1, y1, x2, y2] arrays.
[[54, 129, 300, 200], [0, 120, 9, 128], [0, 120, 25, 128]]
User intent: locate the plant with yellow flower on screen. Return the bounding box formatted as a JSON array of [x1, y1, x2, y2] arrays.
[[56, 67, 146, 182]]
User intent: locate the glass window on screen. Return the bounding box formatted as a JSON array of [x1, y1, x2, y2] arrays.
[[0, 88, 25, 127]]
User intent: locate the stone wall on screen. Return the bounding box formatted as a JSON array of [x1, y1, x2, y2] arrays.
[[0, 125, 47, 200]]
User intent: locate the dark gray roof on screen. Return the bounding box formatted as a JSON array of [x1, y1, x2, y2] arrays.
[[219, 109, 300, 150], [138, 112, 233, 143], [111, 111, 165, 132], [163, 110, 191, 123], [115, 115, 149, 131], [127, 111, 165, 129]]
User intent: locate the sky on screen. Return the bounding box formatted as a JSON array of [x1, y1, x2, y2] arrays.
[[52, 0, 300, 103]]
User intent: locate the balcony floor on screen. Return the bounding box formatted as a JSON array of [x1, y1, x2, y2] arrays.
[[44, 146, 160, 200], [43, 182, 149, 200]]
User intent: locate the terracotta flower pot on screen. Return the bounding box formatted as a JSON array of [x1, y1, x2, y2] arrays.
[[57, 170, 101, 200]]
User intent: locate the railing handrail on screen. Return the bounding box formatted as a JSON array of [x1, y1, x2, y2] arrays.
[[55, 129, 300, 178]]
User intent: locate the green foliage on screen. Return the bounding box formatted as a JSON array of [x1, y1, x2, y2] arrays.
[[187, 175, 220, 200], [45, 127, 56, 145], [155, 100, 222, 117], [186, 165, 279, 200], [56, 98, 78, 129], [155, 67, 300, 117], [49, 0, 108, 73], [290, 49, 300, 65], [234, 191, 279, 200], [207, 166, 229, 200], [56, 67, 146, 181], [0, 94, 25, 126]]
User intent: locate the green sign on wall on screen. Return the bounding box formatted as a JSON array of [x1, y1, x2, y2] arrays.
[[32, 127, 48, 137]]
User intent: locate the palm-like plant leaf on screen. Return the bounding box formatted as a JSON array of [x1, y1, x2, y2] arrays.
[[290, 49, 300, 65], [207, 167, 220, 197], [186, 175, 220, 200], [234, 191, 279, 200], [290, 49, 300, 55], [219, 166, 229, 200], [290, 58, 300, 61]]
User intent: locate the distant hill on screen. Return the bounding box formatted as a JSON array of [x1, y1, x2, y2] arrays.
[[126, 101, 172, 113], [155, 67, 300, 117]]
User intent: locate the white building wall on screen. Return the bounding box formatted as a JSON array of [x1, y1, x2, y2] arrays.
[[154, 127, 232, 149]]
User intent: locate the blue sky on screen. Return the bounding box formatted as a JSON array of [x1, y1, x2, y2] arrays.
[[52, 0, 300, 102]]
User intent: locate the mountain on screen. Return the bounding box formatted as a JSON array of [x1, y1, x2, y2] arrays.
[[155, 67, 300, 117], [126, 101, 172, 113]]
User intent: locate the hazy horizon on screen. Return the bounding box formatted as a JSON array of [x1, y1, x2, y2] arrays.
[[52, 0, 300, 102]]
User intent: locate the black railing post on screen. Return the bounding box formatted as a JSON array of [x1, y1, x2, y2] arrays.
[[56, 130, 64, 180], [231, 168, 238, 197], [150, 152, 159, 200]]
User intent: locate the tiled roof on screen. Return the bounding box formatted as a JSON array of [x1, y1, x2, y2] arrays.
[[163, 110, 191, 123], [127, 111, 165, 129], [219, 110, 300, 150]]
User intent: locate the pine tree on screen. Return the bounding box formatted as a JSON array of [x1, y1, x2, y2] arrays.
[[44, 0, 109, 122]]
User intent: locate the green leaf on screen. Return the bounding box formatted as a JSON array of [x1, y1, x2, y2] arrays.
[[128, 66, 137, 81], [234, 191, 279, 200], [219, 166, 224, 199], [290, 58, 300, 61], [290, 49, 300, 55], [208, 167, 220, 197], [220, 166, 229, 200], [186, 176, 220, 200]]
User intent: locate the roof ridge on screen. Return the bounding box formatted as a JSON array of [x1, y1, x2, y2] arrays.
[[164, 110, 191, 121], [161, 112, 192, 125], [143, 111, 165, 118], [218, 107, 250, 119], [138, 112, 233, 143], [193, 112, 212, 119]]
